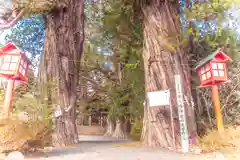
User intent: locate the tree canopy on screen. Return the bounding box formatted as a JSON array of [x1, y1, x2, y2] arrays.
[[5, 15, 45, 57]]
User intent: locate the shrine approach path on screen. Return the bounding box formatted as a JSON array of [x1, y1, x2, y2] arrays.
[[25, 135, 213, 160]]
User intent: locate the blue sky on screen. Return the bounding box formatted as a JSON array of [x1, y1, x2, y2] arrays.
[[0, 30, 10, 44]]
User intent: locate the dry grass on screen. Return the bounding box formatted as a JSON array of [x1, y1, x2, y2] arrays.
[[113, 142, 142, 148], [115, 126, 240, 154], [0, 118, 51, 153], [197, 126, 240, 153]]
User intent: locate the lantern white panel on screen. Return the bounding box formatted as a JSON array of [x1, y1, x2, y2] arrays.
[[218, 63, 224, 69], [206, 71, 211, 79], [202, 74, 206, 81], [205, 64, 210, 71], [0, 57, 3, 66], [1, 63, 9, 70], [19, 65, 24, 74], [11, 56, 19, 63], [23, 61, 27, 68], [20, 65, 23, 71], [20, 59, 24, 66], [9, 63, 17, 70], [219, 70, 224, 77], [3, 55, 11, 62], [21, 69, 25, 76], [212, 63, 217, 69], [20, 65, 26, 76], [213, 70, 218, 76], [200, 67, 205, 74]]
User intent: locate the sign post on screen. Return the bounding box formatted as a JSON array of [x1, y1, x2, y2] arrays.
[[175, 74, 189, 153], [147, 90, 175, 150]]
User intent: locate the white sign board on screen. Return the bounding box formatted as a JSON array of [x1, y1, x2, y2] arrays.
[[147, 90, 170, 107], [175, 74, 189, 153]]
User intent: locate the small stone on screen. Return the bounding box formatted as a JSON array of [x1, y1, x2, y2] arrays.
[[6, 151, 24, 160]]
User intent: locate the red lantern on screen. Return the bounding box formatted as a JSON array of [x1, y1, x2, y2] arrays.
[[0, 42, 29, 82], [0, 42, 30, 117], [194, 48, 232, 132], [194, 49, 232, 88]]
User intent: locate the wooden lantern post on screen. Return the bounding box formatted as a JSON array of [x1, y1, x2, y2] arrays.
[[3, 79, 15, 116], [194, 49, 232, 132], [0, 43, 29, 117], [211, 85, 223, 131]]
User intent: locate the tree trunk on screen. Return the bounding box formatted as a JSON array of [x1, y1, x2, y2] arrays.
[[104, 117, 114, 137], [141, 1, 197, 149], [123, 118, 130, 135], [112, 119, 127, 139], [43, 0, 85, 146]]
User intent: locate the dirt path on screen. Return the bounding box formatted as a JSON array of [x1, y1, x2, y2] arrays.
[[25, 136, 213, 160]]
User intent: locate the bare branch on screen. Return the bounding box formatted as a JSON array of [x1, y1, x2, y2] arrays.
[[0, 9, 24, 30]]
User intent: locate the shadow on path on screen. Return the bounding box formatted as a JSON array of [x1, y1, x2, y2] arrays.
[[26, 136, 131, 159]]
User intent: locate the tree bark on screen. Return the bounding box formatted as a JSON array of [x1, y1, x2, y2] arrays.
[[43, 0, 84, 146], [104, 117, 114, 137], [112, 119, 127, 139], [141, 1, 197, 149], [123, 118, 130, 136]]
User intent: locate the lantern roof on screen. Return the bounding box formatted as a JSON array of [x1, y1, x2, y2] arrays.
[[0, 42, 20, 55], [0, 42, 31, 62], [193, 49, 232, 71]]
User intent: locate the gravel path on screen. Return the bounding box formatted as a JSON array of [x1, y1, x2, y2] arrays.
[[25, 136, 212, 160]]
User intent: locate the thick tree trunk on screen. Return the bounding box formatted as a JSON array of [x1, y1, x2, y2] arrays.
[[141, 1, 197, 149], [123, 118, 130, 136], [104, 117, 115, 137], [43, 0, 85, 146], [112, 119, 127, 139]]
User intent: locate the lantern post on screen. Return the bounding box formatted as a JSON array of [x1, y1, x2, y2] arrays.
[[194, 48, 231, 132], [212, 85, 224, 132], [0, 43, 29, 117], [3, 79, 15, 116]]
